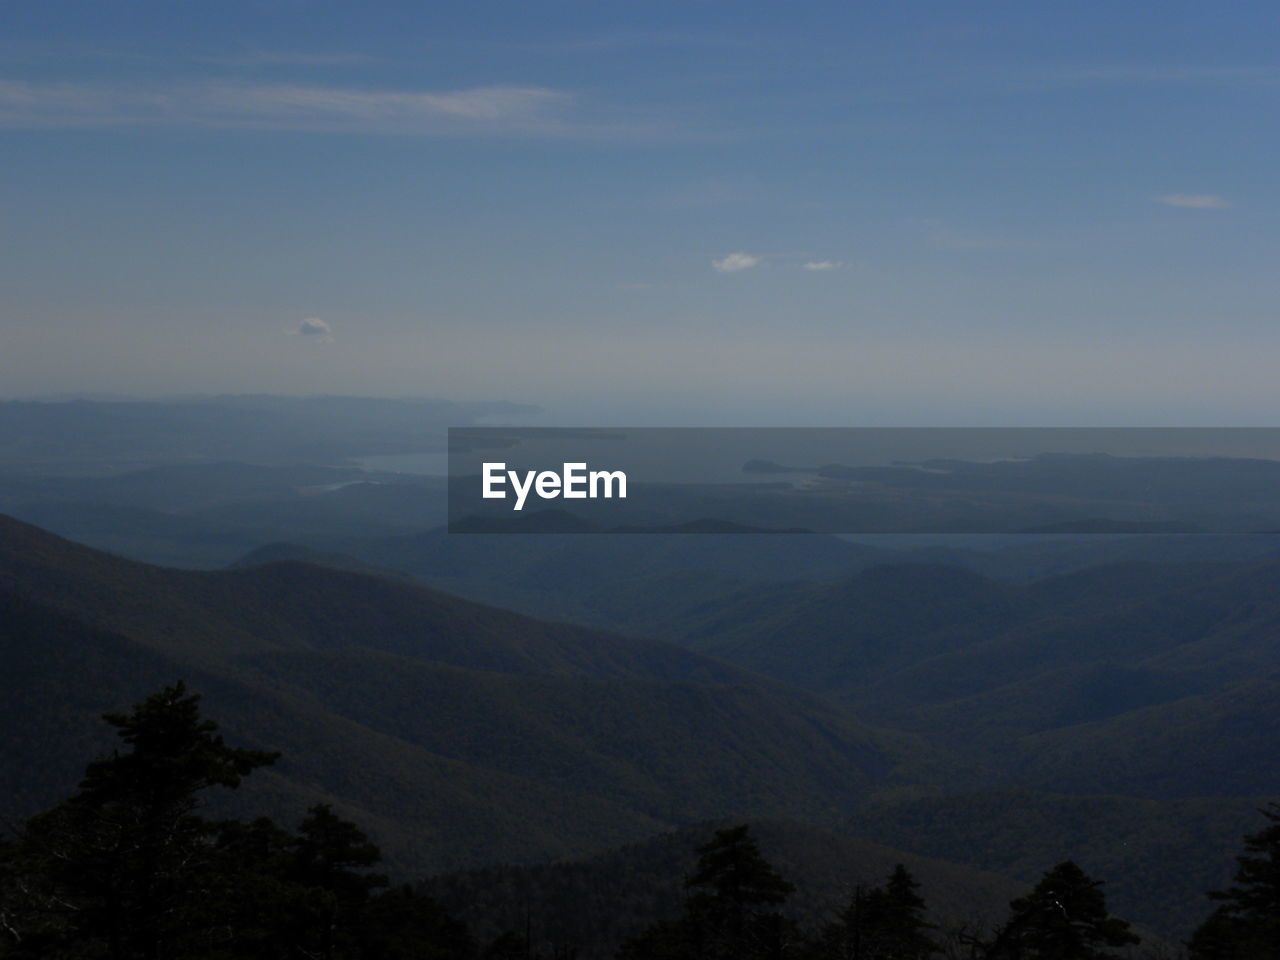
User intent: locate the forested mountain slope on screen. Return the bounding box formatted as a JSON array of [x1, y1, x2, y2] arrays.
[[0, 513, 933, 875]]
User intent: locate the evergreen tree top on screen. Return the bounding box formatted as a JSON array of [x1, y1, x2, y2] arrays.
[[77, 680, 278, 806], [993, 860, 1138, 960], [685, 824, 795, 908]]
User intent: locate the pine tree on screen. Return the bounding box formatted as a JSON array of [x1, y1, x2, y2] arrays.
[[683, 824, 796, 960], [1189, 803, 1280, 960], [987, 861, 1138, 960], [616, 825, 797, 960], [0, 683, 479, 960], [814, 864, 936, 960], [9, 681, 278, 959], [283, 803, 390, 960], [864, 865, 936, 960]]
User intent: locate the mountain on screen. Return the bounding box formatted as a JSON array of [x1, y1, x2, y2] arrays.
[[227, 540, 412, 580], [351, 528, 897, 588], [0, 589, 219, 813], [301, 526, 1280, 649], [1013, 672, 1280, 799], [0, 460, 450, 566], [0, 513, 933, 876], [676, 563, 1031, 695], [6, 511, 1279, 936], [300, 529, 901, 635], [639, 558, 1273, 705]]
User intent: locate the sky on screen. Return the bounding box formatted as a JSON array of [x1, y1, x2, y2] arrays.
[[1, 1, 1278, 424]]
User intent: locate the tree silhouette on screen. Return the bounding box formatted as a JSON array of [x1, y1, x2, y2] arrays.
[[684, 824, 797, 960], [1188, 803, 1280, 960], [986, 861, 1137, 960], [812, 864, 936, 960], [0, 683, 476, 960], [9, 681, 278, 958], [617, 824, 797, 960], [282, 803, 389, 960]]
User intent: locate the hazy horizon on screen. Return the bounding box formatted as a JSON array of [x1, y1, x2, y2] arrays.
[[3, 2, 1279, 425]]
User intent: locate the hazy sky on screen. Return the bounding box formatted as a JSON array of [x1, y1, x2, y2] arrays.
[[2, 2, 1278, 424]]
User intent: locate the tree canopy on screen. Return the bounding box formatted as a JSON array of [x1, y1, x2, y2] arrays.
[[0, 682, 473, 960], [986, 861, 1138, 960], [1189, 803, 1280, 960]]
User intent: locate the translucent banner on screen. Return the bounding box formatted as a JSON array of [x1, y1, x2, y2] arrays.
[[447, 427, 1280, 534]]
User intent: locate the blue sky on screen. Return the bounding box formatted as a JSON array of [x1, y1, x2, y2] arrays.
[[1, 1, 1277, 424]]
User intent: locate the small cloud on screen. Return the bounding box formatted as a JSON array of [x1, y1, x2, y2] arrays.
[[712, 252, 762, 273], [294, 317, 333, 340], [1153, 194, 1229, 209], [803, 260, 841, 271]]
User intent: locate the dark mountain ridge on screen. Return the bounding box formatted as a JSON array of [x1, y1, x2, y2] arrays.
[[0, 513, 935, 875]]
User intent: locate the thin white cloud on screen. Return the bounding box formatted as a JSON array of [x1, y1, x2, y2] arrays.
[[201, 83, 564, 122], [1153, 193, 1230, 209], [712, 252, 762, 273], [803, 260, 841, 271], [0, 79, 592, 137], [294, 317, 333, 340]]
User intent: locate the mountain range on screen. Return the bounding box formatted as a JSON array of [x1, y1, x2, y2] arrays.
[[0, 513, 936, 879]]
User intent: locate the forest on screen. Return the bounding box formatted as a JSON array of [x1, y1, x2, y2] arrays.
[[1, 684, 1275, 959]]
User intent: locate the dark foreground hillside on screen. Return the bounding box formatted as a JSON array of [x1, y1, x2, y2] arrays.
[[3, 512, 1278, 937], [0, 513, 931, 875], [8, 680, 1279, 958], [424, 819, 1026, 959]]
